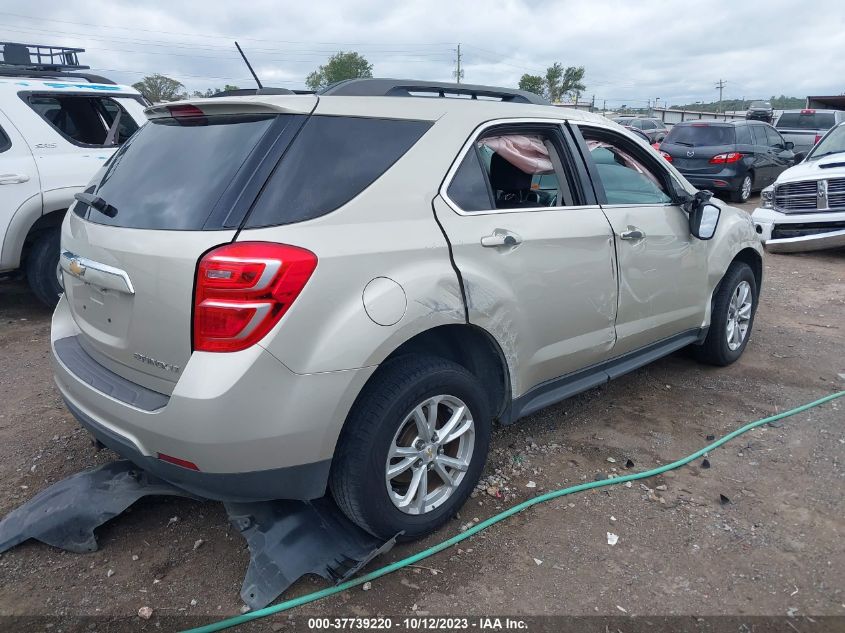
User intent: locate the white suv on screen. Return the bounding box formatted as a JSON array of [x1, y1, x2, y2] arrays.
[[51, 79, 764, 539], [0, 42, 147, 305]]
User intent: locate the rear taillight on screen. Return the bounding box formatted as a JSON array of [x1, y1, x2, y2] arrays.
[[193, 242, 317, 353], [659, 150, 672, 162], [709, 152, 743, 164], [814, 134, 823, 145]]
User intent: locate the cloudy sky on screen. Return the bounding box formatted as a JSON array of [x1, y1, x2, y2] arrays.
[[2, 0, 843, 107]]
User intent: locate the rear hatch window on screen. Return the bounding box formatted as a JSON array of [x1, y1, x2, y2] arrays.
[[74, 113, 283, 230], [664, 124, 736, 146], [777, 112, 836, 130]]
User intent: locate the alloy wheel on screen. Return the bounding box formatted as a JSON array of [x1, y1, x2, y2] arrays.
[[385, 395, 475, 515], [726, 280, 753, 351]]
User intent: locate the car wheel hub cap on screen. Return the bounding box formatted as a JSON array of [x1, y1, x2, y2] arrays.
[[742, 177, 752, 199], [385, 395, 475, 515], [726, 280, 753, 351]]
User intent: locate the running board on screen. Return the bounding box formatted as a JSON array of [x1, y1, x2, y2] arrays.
[[0, 460, 394, 610]]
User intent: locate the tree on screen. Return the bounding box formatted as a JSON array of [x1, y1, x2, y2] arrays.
[[305, 52, 373, 91], [190, 84, 240, 98], [518, 74, 546, 98], [517, 63, 586, 103], [132, 74, 186, 103]]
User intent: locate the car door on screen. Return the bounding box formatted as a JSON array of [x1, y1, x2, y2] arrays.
[[434, 120, 619, 398], [0, 109, 42, 270], [571, 123, 709, 356], [764, 125, 795, 182], [749, 124, 775, 184]]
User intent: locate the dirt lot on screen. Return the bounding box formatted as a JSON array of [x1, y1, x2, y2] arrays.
[[1, 197, 843, 632]]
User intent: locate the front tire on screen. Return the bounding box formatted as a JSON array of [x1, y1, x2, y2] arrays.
[[26, 229, 62, 308], [330, 355, 491, 540], [694, 262, 758, 366]]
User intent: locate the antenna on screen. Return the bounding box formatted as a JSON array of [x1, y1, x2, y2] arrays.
[[235, 41, 263, 89]]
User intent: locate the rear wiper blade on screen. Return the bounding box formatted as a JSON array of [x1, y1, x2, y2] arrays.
[[74, 192, 118, 218], [672, 141, 694, 147]]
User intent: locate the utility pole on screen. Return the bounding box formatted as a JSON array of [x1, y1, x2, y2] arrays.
[[715, 79, 726, 113], [453, 43, 464, 84], [590, 94, 595, 112]]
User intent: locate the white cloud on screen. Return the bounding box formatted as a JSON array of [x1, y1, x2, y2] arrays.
[[1, 0, 841, 105]]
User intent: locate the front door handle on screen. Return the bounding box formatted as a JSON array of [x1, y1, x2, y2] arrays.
[[620, 227, 646, 241], [481, 230, 522, 248], [0, 173, 30, 185]]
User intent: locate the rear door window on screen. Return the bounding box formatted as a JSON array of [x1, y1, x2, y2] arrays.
[[664, 124, 735, 146], [777, 112, 837, 130], [750, 125, 767, 145], [244, 116, 431, 228], [735, 125, 752, 145], [26, 94, 141, 146], [75, 113, 281, 230]]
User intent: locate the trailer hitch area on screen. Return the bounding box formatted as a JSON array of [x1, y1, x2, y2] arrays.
[[0, 460, 198, 554], [0, 460, 396, 611]]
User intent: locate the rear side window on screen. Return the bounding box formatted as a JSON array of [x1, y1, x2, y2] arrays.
[[750, 125, 767, 145], [76, 114, 278, 229], [735, 125, 752, 145], [777, 112, 836, 130], [0, 125, 10, 152], [245, 116, 431, 228], [26, 95, 140, 146], [665, 124, 735, 146], [447, 150, 492, 211]]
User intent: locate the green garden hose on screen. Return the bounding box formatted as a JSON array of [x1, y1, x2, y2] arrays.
[[185, 390, 844, 633]]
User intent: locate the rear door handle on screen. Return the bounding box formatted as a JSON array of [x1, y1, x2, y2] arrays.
[[481, 230, 522, 248], [0, 173, 30, 185], [620, 227, 646, 241]]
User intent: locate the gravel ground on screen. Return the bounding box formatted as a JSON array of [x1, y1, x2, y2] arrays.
[[1, 197, 843, 632]]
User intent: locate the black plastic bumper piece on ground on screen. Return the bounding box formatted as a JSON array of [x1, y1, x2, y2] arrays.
[[226, 497, 397, 610], [0, 460, 395, 612], [0, 460, 197, 554]]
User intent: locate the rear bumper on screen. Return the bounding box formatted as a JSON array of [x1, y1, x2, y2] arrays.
[[51, 295, 376, 501], [680, 169, 745, 192], [751, 207, 845, 253]]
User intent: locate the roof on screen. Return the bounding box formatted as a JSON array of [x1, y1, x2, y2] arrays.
[[161, 92, 607, 126], [319, 78, 548, 105], [0, 77, 140, 95]]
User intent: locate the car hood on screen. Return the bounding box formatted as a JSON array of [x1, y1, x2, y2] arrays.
[[775, 154, 845, 184]]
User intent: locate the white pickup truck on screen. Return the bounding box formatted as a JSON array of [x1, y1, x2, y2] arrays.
[[1, 42, 147, 305], [753, 121, 845, 252]]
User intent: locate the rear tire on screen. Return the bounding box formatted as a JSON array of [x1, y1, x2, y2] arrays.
[[694, 262, 757, 366], [330, 355, 491, 540], [26, 229, 62, 308], [730, 174, 753, 203]]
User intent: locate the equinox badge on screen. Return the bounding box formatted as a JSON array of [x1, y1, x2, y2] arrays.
[[133, 352, 180, 374]]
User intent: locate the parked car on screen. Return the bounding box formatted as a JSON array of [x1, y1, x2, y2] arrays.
[[752, 121, 845, 252], [612, 116, 668, 143], [746, 101, 773, 123], [0, 42, 147, 306], [52, 79, 763, 540], [659, 120, 798, 202], [775, 109, 845, 155]]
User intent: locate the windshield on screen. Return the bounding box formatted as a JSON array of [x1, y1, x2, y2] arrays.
[[664, 124, 735, 146], [806, 124, 845, 161], [750, 101, 771, 109]]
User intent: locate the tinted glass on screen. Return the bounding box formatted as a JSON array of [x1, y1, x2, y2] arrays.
[[246, 116, 431, 227], [27, 95, 138, 147], [76, 114, 276, 229], [807, 124, 845, 160], [777, 112, 837, 130], [664, 124, 735, 146], [0, 125, 9, 152], [765, 126, 784, 148], [642, 120, 656, 130], [447, 149, 492, 211], [582, 133, 672, 205], [750, 101, 771, 109], [735, 125, 752, 145], [750, 125, 767, 145]]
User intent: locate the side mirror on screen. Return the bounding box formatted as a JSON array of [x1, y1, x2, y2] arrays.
[[785, 141, 795, 150], [684, 190, 721, 240]]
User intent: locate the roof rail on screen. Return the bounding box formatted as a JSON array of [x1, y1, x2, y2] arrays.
[[319, 78, 549, 105], [1, 42, 90, 71], [0, 67, 117, 85]]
